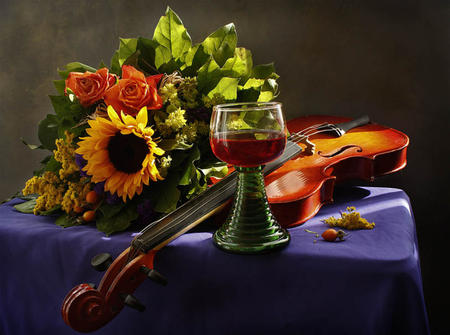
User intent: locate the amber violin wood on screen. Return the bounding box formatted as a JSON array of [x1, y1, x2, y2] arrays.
[[267, 115, 408, 227]]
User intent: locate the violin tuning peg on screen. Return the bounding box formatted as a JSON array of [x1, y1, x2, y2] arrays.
[[140, 266, 168, 287], [91, 253, 113, 272], [119, 292, 145, 312]]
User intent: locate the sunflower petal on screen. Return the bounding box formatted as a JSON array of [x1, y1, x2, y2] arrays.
[[107, 106, 122, 126], [136, 107, 148, 126]]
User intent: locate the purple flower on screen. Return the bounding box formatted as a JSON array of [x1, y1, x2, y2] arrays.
[[75, 153, 88, 177], [185, 107, 210, 123], [93, 182, 105, 194], [106, 192, 121, 205], [136, 199, 157, 227]]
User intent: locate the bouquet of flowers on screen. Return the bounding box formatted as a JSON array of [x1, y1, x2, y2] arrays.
[[15, 7, 280, 235]]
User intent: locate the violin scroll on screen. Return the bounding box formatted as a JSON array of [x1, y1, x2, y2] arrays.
[[61, 248, 162, 333]]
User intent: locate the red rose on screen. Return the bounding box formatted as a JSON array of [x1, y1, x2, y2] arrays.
[[104, 65, 164, 116], [65, 68, 116, 106]]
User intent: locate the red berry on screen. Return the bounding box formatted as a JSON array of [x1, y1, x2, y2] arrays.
[[322, 229, 338, 242], [83, 210, 96, 222], [85, 190, 99, 204]]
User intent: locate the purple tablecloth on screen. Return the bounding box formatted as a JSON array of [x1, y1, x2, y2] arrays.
[[0, 186, 429, 335]]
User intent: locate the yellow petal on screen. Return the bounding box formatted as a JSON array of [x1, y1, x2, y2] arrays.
[[136, 107, 148, 126], [105, 171, 123, 194], [121, 111, 137, 127], [95, 136, 112, 150], [107, 106, 122, 126], [123, 173, 137, 193], [89, 149, 109, 165]]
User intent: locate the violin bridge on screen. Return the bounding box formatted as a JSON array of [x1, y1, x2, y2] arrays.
[[297, 136, 315, 155]]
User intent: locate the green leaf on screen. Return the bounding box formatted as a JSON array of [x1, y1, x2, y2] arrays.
[[53, 79, 66, 96], [44, 155, 62, 172], [122, 49, 141, 69], [118, 38, 138, 68], [212, 41, 234, 68], [201, 23, 237, 67], [55, 213, 76, 228], [168, 150, 188, 170], [251, 63, 279, 80], [207, 77, 240, 101], [40, 205, 62, 216], [38, 114, 60, 151], [242, 78, 264, 90], [158, 139, 193, 151], [14, 199, 37, 214], [236, 48, 253, 84], [96, 201, 139, 236], [221, 54, 246, 78], [237, 86, 260, 102], [198, 160, 228, 180], [57, 62, 97, 80], [21, 138, 45, 150], [179, 145, 201, 185], [137, 37, 159, 75], [154, 44, 174, 70], [184, 169, 206, 199], [49, 95, 72, 118], [110, 49, 121, 75], [180, 44, 209, 77], [157, 57, 181, 74], [151, 173, 180, 213], [98, 60, 108, 69], [153, 7, 192, 60], [258, 78, 279, 102], [197, 57, 221, 93]]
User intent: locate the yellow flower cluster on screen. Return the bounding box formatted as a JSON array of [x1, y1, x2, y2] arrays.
[[54, 131, 79, 180], [61, 181, 92, 213], [159, 83, 180, 106], [23, 172, 65, 214], [227, 113, 247, 131], [179, 77, 199, 108], [22, 131, 91, 214], [156, 108, 187, 137], [322, 206, 375, 230], [165, 108, 187, 131], [179, 120, 209, 143], [202, 93, 226, 109], [158, 156, 172, 178]]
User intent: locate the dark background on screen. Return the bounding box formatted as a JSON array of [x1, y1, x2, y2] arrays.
[[0, 0, 448, 333]]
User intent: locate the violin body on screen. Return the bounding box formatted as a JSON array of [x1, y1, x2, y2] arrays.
[[267, 115, 409, 227]]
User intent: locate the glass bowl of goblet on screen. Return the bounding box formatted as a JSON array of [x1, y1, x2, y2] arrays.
[[210, 102, 290, 254]]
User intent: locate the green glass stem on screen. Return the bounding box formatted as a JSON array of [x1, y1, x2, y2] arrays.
[[213, 165, 290, 254]]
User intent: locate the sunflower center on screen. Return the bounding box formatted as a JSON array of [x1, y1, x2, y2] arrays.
[[107, 133, 149, 174]]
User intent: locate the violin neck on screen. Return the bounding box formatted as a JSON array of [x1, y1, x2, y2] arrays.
[[131, 139, 303, 253]]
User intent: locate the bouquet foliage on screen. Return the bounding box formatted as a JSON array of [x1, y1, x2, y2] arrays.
[[16, 7, 280, 235]]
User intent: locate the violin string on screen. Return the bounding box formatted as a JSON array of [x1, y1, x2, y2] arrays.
[[133, 175, 237, 253]]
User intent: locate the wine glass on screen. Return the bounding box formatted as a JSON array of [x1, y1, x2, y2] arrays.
[[210, 102, 291, 254]]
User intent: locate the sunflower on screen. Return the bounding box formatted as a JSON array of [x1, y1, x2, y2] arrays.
[[75, 106, 165, 201]]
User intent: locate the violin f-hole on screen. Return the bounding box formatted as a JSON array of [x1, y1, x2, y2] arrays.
[[317, 145, 363, 158]]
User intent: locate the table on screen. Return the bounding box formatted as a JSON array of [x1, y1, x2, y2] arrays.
[[0, 186, 429, 334]]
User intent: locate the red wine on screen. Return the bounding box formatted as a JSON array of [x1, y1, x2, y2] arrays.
[[211, 130, 286, 167]]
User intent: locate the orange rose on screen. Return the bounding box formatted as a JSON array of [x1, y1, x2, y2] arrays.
[[65, 68, 117, 106], [104, 65, 164, 117]]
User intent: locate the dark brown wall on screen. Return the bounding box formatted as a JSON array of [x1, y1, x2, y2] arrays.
[[1, 0, 448, 333]]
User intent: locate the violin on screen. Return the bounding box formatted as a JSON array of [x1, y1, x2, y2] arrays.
[[268, 115, 409, 227], [61, 115, 409, 333]]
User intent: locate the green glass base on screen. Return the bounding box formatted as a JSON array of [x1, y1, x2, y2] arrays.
[[213, 166, 290, 254]]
